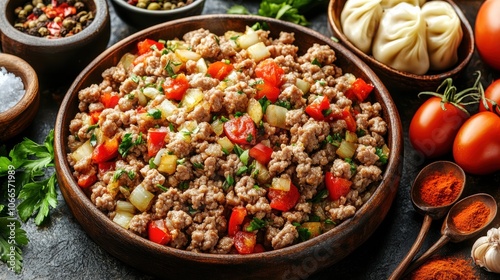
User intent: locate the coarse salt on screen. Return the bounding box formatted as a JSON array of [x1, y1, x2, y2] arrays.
[[0, 66, 25, 113]]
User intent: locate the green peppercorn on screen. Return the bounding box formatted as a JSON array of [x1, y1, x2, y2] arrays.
[[62, 18, 76, 29], [24, 4, 33, 13], [38, 27, 49, 36], [147, 2, 161, 10]]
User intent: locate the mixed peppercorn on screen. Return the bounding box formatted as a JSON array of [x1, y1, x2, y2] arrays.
[[126, 0, 194, 11], [14, 0, 94, 38]]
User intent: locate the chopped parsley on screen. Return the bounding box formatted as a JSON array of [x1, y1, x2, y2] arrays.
[[193, 162, 204, 169], [113, 169, 136, 182], [147, 109, 162, 120], [245, 217, 266, 232]]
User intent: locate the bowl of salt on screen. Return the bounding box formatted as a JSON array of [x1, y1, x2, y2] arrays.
[[0, 53, 39, 141]]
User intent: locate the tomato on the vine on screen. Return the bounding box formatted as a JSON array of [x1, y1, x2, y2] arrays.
[[453, 111, 500, 175], [479, 79, 500, 115], [475, 0, 500, 71]]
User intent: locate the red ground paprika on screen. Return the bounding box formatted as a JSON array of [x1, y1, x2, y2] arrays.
[[419, 171, 462, 207], [408, 256, 478, 280], [452, 201, 490, 232]]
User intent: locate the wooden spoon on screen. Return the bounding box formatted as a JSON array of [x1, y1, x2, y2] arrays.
[[388, 161, 466, 280], [404, 193, 497, 277]]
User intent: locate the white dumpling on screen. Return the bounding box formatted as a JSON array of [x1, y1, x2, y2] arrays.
[[372, 2, 429, 75], [341, 0, 383, 54], [421, 1, 463, 71], [380, 0, 425, 9]]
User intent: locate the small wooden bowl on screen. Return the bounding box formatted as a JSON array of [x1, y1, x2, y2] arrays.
[[0, 0, 110, 87], [54, 14, 403, 279], [0, 53, 39, 141], [109, 0, 206, 30], [328, 0, 474, 93]]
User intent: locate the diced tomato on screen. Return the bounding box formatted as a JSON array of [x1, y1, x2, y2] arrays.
[[98, 161, 115, 176], [162, 73, 189, 101], [137, 39, 164, 56], [325, 172, 352, 201], [147, 127, 168, 157], [344, 78, 374, 102], [148, 220, 172, 245], [249, 143, 273, 165], [101, 92, 120, 108], [223, 115, 256, 145], [253, 244, 266, 253], [46, 21, 62, 36], [234, 231, 256, 254], [255, 59, 284, 87], [90, 111, 101, 124], [77, 173, 97, 188], [268, 182, 300, 212], [92, 137, 119, 163], [305, 96, 330, 121], [255, 80, 280, 102], [228, 206, 247, 237], [341, 107, 357, 132], [207, 61, 234, 80]]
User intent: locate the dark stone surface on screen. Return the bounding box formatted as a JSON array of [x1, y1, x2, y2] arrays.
[[1, 0, 499, 279]]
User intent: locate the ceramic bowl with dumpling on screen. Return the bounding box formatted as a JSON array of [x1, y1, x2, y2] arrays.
[[328, 0, 474, 93]]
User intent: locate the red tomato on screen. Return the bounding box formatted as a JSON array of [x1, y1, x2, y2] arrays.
[[253, 244, 266, 253], [479, 79, 500, 115], [147, 127, 168, 157], [92, 137, 119, 163], [223, 115, 256, 145], [255, 81, 280, 102], [268, 183, 300, 212], [234, 231, 256, 254], [77, 173, 97, 188], [341, 107, 357, 132], [255, 59, 284, 87], [305, 96, 330, 121], [475, 0, 500, 71], [90, 111, 102, 124], [207, 61, 234, 80], [249, 143, 273, 165], [453, 111, 500, 175], [324, 172, 352, 201], [101, 92, 120, 108], [148, 220, 172, 245], [98, 161, 115, 176], [137, 39, 164, 56], [228, 206, 247, 237], [162, 73, 189, 101], [409, 96, 469, 158], [344, 78, 374, 102]]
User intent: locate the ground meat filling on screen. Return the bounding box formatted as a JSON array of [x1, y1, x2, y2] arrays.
[[67, 27, 389, 253]]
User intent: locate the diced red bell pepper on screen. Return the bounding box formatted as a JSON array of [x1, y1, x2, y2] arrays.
[[162, 73, 189, 101], [341, 107, 357, 132], [268, 182, 300, 212], [305, 96, 330, 121], [325, 172, 352, 201], [147, 127, 168, 157], [148, 220, 172, 245], [253, 243, 266, 253], [255, 59, 284, 87], [90, 111, 102, 125], [101, 92, 120, 108], [249, 143, 273, 166], [344, 78, 374, 102], [98, 161, 115, 176], [228, 206, 247, 237], [256, 80, 280, 103], [92, 137, 119, 163], [137, 39, 164, 56], [234, 231, 256, 254], [77, 173, 97, 188], [207, 61, 234, 80]]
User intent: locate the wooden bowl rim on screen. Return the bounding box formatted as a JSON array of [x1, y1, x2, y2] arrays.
[[0, 53, 39, 121], [0, 0, 109, 48], [54, 14, 403, 262], [327, 0, 474, 81]]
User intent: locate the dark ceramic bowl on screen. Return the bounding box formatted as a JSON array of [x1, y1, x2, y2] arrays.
[[0, 0, 110, 86], [54, 14, 403, 279], [328, 0, 474, 93], [0, 53, 39, 141], [109, 0, 205, 30]]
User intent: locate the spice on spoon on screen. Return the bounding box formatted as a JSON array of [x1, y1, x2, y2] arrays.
[[452, 200, 490, 232], [419, 171, 462, 207]]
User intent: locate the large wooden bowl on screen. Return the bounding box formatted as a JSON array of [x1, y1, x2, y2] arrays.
[[328, 0, 474, 93], [54, 14, 403, 279]]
